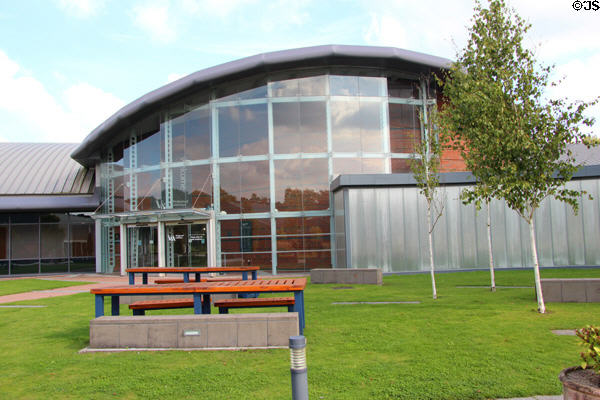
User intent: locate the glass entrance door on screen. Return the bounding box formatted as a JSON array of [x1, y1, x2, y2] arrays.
[[127, 225, 158, 268], [165, 222, 207, 267]]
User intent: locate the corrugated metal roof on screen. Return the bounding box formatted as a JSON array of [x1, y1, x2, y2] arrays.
[[0, 143, 95, 195], [72, 44, 452, 166]]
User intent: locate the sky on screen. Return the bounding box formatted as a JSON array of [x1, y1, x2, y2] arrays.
[[0, 0, 598, 144]]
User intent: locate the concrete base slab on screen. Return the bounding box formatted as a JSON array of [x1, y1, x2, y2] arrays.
[[541, 278, 600, 302], [90, 313, 298, 349], [80, 345, 288, 353], [310, 268, 382, 285]]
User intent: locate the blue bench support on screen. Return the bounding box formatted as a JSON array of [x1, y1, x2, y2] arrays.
[[293, 291, 305, 334]]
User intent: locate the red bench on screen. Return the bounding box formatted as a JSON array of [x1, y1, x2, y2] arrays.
[[214, 297, 295, 314], [154, 277, 241, 284], [129, 299, 195, 315]]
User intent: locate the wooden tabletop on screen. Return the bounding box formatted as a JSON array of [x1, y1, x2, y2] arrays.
[[126, 266, 260, 273], [91, 278, 306, 295]]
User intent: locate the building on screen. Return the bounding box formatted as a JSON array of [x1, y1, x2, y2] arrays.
[[1, 45, 599, 276]]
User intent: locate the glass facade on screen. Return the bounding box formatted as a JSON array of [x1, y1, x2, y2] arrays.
[[98, 70, 435, 272], [0, 213, 95, 275]]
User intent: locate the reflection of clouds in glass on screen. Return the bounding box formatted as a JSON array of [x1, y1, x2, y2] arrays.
[[332, 101, 383, 152], [274, 159, 328, 211], [220, 161, 270, 213], [271, 76, 327, 97]]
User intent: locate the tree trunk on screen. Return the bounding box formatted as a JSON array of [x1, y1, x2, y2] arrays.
[[487, 202, 496, 292], [427, 204, 438, 300], [528, 217, 546, 313]]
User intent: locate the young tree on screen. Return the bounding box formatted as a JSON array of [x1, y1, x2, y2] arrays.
[[438, 0, 597, 312], [411, 106, 445, 300]]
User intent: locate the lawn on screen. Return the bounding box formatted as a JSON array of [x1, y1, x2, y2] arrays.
[[0, 278, 91, 296], [1, 268, 599, 399]]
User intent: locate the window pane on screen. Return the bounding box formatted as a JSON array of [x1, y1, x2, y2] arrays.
[[112, 175, 125, 212], [11, 260, 39, 274], [389, 104, 421, 153], [304, 235, 331, 250], [185, 107, 212, 160], [388, 77, 419, 99], [70, 258, 95, 272], [137, 170, 162, 210], [331, 101, 360, 152], [41, 259, 68, 273], [277, 251, 305, 269], [11, 225, 39, 259], [277, 236, 304, 251], [0, 226, 7, 259], [11, 214, 38, 224], [219, 104, 268, 157], [300, 102, 327, 153], [0, 260, 7, 275], [188, 165, 212, 209], [391, 159, 412, 173], [240, 161, 270, 213], [302, 159, 329, 211], [360, 101, 383, 152], [361, 158, 386, 174], [333, 158, 361, 176], [273, 102, 301, 154], [40, 214, 69, 223], [298, 76, 327, 96], [358, 76, 385, 97], [70, 224, 94, 257], [304, 216, 330, 234], [137, 130, 161, 167], [304, 250, 331, 267], [330, 75, 359, 96], [41, 224, 68, 258]]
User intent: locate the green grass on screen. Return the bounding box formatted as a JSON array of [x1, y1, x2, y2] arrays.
[[0, 278, 91, 296], [1, 268, 600, 399]]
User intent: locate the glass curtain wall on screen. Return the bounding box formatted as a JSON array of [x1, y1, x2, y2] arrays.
[[0, 213, 95, 275], [99, 71, 435, 272]]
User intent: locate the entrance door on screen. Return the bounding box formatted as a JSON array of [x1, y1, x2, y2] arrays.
[[165, 222, 207, 267], [127, 225, 158, 268]]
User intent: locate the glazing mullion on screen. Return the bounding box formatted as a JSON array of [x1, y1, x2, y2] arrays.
[[211, 100, 221, 266], [268, 95, 277, 275]]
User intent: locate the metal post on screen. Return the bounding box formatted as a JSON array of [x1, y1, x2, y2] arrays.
[[289, 335, 308, 400]]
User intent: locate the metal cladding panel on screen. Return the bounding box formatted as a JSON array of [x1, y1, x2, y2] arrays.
[[344, 180, 600, 272], [0, 143, 95, 195]]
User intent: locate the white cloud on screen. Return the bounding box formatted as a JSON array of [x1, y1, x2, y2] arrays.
[[132, 2, 176, 43], [56, 0, 106, 18], [166, 73, 186, 83], [180, 0, 255, 18], [0, 50, 125, 142], [364, 13, 407, 48]]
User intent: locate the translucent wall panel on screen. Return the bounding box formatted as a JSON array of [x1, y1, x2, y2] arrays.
[[274, 159, 329, 212], [219, 104, 268, 157], [273, 102, 327, 153], [333, 190, 346, 268], [344, 180, 600, 272]]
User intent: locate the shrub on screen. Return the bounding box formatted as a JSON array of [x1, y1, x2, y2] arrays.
[[576, 326, 600, 372]]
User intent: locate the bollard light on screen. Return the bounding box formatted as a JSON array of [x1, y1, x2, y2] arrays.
[[289, 335, 309, 400]]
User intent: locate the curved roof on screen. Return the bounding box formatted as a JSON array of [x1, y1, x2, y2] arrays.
[[0, 143, 95, 195], [71, 44, 452, 166]]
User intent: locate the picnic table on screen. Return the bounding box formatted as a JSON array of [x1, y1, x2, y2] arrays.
[[90, 278, 307, 333], [125, 266, 260, 285]]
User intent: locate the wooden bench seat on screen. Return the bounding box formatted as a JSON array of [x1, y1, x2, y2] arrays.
[[129, 299, 195, 315], [154, 277, 241, 284], [214, 297, 295, 314]]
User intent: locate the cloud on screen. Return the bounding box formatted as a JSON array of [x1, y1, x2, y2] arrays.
[[364, 13, 407, 48], [132, 2, 176, 43], [0, 49, 125, 142], [56, 0, 106, 18], [180, 0, 255, 18], [166, 73, 186, 83]]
